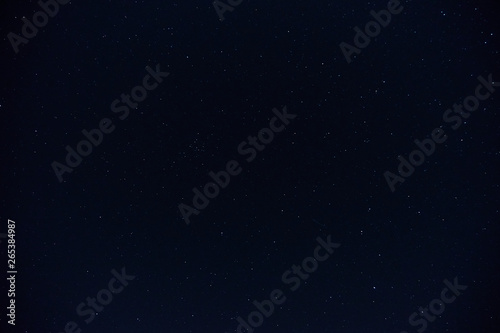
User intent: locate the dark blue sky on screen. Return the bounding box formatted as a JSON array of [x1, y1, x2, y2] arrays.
[[1, 0, 499, 332]]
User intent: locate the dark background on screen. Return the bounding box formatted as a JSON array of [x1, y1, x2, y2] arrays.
[[1, 0, 499, 332]]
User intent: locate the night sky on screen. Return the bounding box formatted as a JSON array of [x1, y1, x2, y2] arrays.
[[1, 0, 499, 332]]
